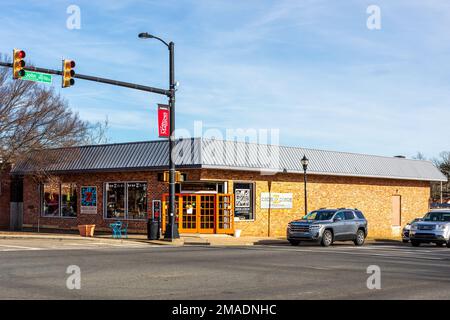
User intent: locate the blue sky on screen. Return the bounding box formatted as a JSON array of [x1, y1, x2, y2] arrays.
[[1, 0, 450, 159]]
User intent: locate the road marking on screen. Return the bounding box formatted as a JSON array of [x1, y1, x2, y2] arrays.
[[234, 245, 449, 261], [0, 241, 163, 252], [0, 244, 42, 251]]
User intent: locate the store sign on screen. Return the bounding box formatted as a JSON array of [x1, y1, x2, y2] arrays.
[[158, 104, 170, 138], [261, 192, 293, 209], [80, 186, 97, 214]]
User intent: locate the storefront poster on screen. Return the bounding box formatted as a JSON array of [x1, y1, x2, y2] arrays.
[[260, 192, 293, 209], [235, 189, 250, 208], [81, 186, 97, 214]]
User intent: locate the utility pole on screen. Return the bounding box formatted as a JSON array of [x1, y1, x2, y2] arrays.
[[167, 41, 180, 239], [138, 32, 180, 240]]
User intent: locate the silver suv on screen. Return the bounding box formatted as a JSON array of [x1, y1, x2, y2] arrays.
[[409, 209, 450, 247], [287, 208, 368, 247]]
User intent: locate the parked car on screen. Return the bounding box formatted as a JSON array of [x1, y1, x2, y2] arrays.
[[286, 208, 368, 247], [402, 218, 423, 243], [409, 209, 450, 247]]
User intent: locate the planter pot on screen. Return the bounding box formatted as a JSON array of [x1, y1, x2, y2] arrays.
[[234, 229, 242, 238], [78, 224, 96, 237]]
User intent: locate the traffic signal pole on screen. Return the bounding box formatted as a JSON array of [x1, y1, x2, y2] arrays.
[[1, 42, 180, 240], [0, 61, 170, 96]]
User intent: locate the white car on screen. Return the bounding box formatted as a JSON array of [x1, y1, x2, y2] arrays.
[[409, 210, 450, 247]]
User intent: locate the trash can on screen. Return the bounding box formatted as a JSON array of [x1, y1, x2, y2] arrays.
[[147, 219, 159, 240]]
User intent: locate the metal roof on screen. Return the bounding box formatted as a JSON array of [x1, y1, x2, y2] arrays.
[[11, 138, 447, 182]]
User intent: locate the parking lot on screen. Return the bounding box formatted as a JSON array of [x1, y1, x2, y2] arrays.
[[0, 238, 449, 299]]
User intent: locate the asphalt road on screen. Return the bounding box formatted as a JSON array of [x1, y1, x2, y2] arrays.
[[0, 239, 449, 299]]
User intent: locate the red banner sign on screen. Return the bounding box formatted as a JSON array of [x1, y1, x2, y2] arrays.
[[158, 104, 170, 138]]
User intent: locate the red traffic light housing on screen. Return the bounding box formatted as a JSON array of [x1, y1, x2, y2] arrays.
[[13, 49, 26, 79]]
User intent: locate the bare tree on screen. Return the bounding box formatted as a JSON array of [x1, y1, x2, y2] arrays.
[[0, 55, 89, 174], [433, 151, 450, 176], [83, 116, 110, 145], [430, 151, 450, 202], [412, 151, 427, 160]]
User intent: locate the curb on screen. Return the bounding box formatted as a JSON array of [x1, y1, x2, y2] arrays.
[[0, 234, 143, 245], [0, 233, 184, 246]]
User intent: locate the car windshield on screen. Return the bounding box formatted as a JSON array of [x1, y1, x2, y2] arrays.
[[423, 212, 450, 222], [304, 210, 336, 221]]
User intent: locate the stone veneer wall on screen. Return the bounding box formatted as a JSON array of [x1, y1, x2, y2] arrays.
[[201, 169, 431, 239]]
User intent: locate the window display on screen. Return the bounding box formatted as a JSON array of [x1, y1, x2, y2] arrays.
[[105, 182, 147, 220]]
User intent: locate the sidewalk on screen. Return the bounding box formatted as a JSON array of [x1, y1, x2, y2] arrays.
[[0, 231, 169, 245], [0, 231, 283, 246]]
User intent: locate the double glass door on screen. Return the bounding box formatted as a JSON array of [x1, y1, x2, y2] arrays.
[[162, 193, 234, 234]]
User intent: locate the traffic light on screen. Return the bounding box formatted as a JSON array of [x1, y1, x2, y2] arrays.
[[62, 59, 76, 88], [12, 49, 26, 79], [161, 171, 185, 183]]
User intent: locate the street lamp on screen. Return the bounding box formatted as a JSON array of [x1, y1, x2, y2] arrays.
[[139, 32, 179, 240], [301, 155, 309, 217]]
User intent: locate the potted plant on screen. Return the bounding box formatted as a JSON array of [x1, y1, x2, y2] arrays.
[[78, 224, 96, 237]]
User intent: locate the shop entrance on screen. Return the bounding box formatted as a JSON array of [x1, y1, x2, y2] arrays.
[[162, 193, 234, 234]]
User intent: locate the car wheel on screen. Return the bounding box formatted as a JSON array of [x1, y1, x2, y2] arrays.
[[411, 241, 421, 247], [402, 240, 409, 243], [436, 242, 444, 247], [447, 241, 450, 248], [289, 240, 300, 246], [354, 229, 365, 246], [321, 230, 333, 247]]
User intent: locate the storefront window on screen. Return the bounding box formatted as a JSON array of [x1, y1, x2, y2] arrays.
[[42, 183, 60, 216], [127, 182, 147, 220], [61, 183, 78, 217], [105, 182, 147, 220], [233, 182, 255, 220], [105, 183, 126, 219], [42, 183, 77, 217]]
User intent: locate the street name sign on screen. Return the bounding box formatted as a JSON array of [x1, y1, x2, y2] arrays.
[[22, 71, 52, 84]]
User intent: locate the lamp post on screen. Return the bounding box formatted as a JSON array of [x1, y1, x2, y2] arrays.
[[138, 32, 179, 240], [301, 155, 309, 216]]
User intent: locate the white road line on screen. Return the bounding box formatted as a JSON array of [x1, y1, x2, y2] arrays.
[[242, 245, 448, 260], [0, 244, 42, 251]]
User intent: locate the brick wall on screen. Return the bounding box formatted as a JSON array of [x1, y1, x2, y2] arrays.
[[201, 169, 431, 238], [0, 167, 11, 229], [22, 171, 172, 233]]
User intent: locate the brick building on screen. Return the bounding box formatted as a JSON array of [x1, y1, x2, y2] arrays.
[[0, 166, 11, 229], [8, 138, 447, 238]]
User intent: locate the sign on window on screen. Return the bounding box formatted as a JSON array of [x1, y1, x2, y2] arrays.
[[80, 186, 97, 214], [235, 189, 250, 208]]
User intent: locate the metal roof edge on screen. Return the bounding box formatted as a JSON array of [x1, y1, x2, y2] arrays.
[[200, 164, 447, 182], [198, 138, 435, 164], [11, 164, 203, 176]]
